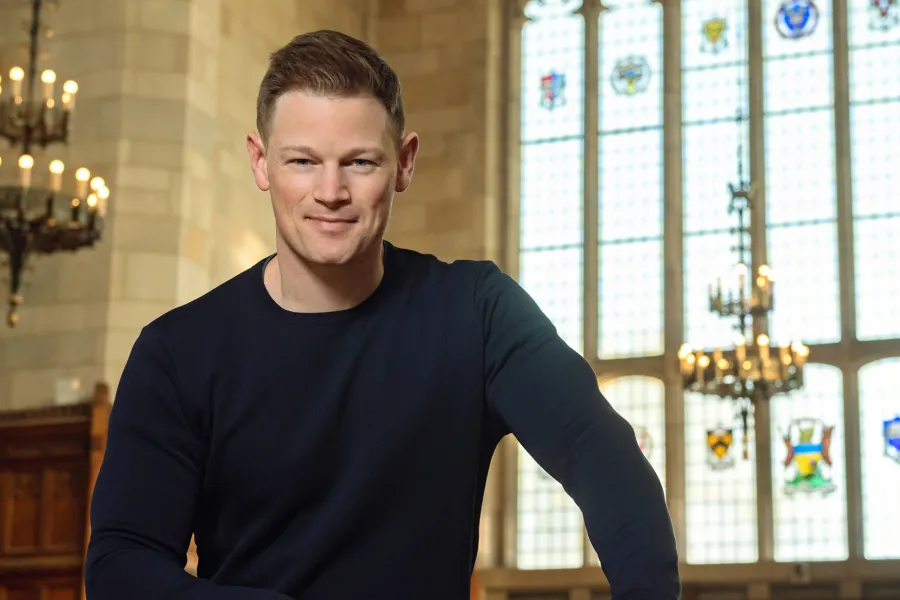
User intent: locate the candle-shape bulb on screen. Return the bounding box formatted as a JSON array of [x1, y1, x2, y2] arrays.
[[86, 193, 98, 209], [39, 70, 56, 102], [62, 80, 78, 110], [90, 176, 105, 191], [9, 67, 24, 81], [97, 189, 109, 216], [75, 167, 91, 198], [734, 334, 746, 364], [49, 159, 65, 192], [18, 154, 34, 188]]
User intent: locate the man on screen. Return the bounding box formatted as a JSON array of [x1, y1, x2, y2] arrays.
[[84, 30, 680, 600]]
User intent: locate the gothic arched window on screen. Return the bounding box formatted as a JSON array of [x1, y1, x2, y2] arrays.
[[508, 0, 900, 570]]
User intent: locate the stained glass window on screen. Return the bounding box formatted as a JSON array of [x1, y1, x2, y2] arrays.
[[519, 0, 586, 355], [684, 393, 758, 564], [763, 0, 841, 345], [601, 376, 666, 489], [682, 0, 749, 351], [516, 448, 585, 569], [681, 2, 760, 562], [858, 358, 900, 560], [597, 0, 664, 359], [770, 363, 848, 562], [516, 0, 586, 570], [849, 0, 900, 341], [510, 0, 900, 574], [584, 375, 665, 566]]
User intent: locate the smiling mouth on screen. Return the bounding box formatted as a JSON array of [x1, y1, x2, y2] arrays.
[[306, 216, 357, 233], [306, 216, 357, 223]]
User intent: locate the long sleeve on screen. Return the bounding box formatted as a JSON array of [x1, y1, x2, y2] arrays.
[[84, 327, 292, 600], [476, 263, 680, 600]]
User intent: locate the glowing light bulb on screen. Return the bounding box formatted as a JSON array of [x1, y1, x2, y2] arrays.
[[49, 160, 65, 191], [75, 167, 91, 197], [18, 154, 34, 188]]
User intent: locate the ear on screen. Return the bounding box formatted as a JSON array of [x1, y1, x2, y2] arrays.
[[395, 132, 419, 193], [247, 132, 270, 192]]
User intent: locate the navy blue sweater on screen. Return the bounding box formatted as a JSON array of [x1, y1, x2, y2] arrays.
[[84, 242, 679, 599]]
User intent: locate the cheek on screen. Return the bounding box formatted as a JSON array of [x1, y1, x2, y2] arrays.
[[270, 169, 308, 204], [351, 174, 392, 210]]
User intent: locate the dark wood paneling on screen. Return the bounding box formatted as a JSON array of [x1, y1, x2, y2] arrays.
[[0, 384, 111, 600]]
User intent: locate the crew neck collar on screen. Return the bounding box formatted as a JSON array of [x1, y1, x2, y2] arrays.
[[251, 241, 395, 324]]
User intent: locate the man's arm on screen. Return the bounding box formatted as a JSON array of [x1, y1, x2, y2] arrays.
[[85, 327, 291, 600], [476, 263, 680, 600]]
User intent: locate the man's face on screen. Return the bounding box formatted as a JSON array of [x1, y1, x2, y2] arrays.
[[248, 91, 417, 266]]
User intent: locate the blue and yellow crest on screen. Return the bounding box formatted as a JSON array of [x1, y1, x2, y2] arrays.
[[869, 0, 899, 31], [782, 417, 837, 496], [775, 1, 820, 39], [540, 71, 566, 110], [611, 56, 651, 96], [884, 416, 900, 464], [707, 427, 735, 471]]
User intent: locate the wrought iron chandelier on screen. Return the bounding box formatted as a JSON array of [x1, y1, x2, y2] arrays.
[[677, 22, 809, 460], [677, 182, 810, 458], [0, 0, 110, 327]]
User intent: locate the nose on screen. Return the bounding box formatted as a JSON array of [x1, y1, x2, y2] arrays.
[[312, 163, 350, 209]]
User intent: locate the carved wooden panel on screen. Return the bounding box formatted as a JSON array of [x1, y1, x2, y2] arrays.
[[43, 466, 87, 552], [3, 470, 41, 554], [45, 583, 82, 600], [0, 387, 112, 600], [0, 578, 82, 600], [0, 465, 86, 557], [1, 587, 40, 600]]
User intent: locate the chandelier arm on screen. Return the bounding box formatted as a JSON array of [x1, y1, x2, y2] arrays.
[[21, 0, 45, 155], [5, 224, 29, 327]]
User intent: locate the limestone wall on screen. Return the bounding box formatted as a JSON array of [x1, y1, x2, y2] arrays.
[[378, 0, 501, 264], [0, 0, 501, 410]]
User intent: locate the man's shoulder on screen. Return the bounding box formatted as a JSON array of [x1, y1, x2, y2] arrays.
[[142, 255, 268, 340], [387, 241, 504, 286]]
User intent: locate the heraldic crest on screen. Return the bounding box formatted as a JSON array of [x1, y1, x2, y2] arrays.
[[782, 417, 837, 496]]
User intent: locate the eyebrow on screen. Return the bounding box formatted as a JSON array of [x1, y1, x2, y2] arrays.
[[279, 145, 387, 161], [279, 145, 316, 155]]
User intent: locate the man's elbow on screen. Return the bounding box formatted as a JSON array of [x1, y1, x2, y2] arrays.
[[608, 549, 681, 600], [83, 538, 149, 598], [83, 540, 119, 598]]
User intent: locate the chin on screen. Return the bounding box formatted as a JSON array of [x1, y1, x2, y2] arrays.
[[300, 237, 371, 266]]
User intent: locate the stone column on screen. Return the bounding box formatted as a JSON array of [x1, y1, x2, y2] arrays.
[[0, 0, 367, 409]]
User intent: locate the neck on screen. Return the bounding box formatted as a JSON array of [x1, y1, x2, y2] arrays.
[[264, 240, 385, 313]]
